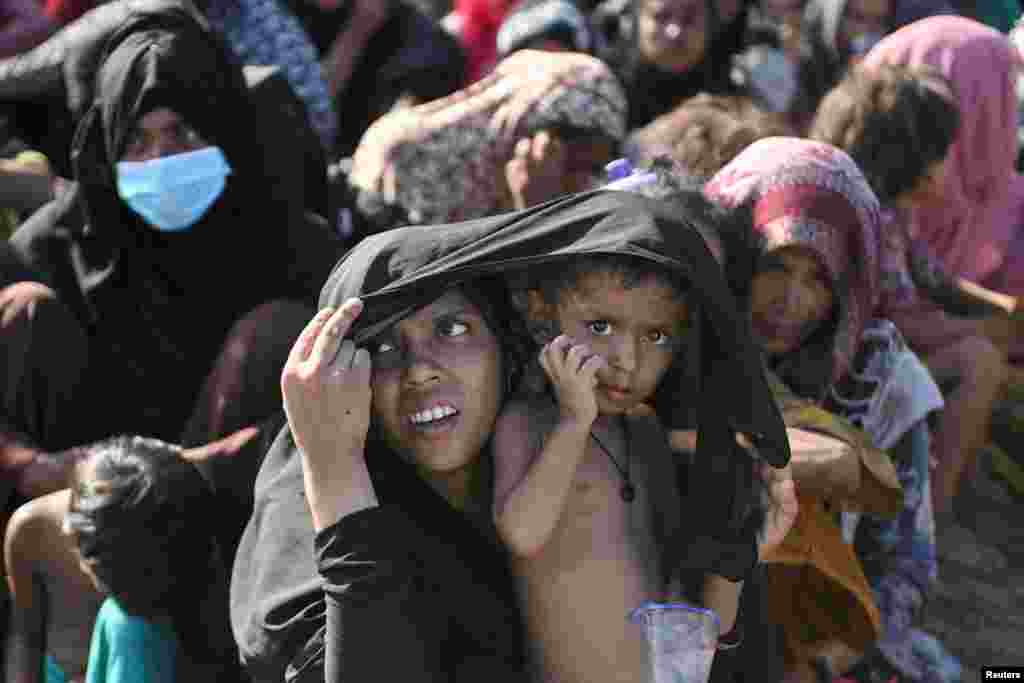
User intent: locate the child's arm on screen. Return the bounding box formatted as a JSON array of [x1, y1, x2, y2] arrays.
[[493, 336, 605, 558], [4, 504, 46, 683]]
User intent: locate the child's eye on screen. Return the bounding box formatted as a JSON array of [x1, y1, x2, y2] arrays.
[[587, 320, 612, 336], [646, 330, 672, 346], [437, 319, 469, 337]]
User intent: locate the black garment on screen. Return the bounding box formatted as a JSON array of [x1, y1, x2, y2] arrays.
[[0, 0, 193, 178], [8, 2, 344, 445], [0, 0, 328, 202], [230, 189, 790, 682], [286, 0, 466, 157], [593, 0, 748, 130]]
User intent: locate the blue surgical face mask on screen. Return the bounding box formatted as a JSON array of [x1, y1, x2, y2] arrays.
[[116, 146, 232, 232]]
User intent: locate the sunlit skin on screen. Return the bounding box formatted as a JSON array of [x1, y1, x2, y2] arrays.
[[369, 292, 504, 500], [494, 270, 690, 683], [120, 107, 208, 162], [530, 271, 689, 416], [749, 246, 836, 357], [637, 0, 709, 74]]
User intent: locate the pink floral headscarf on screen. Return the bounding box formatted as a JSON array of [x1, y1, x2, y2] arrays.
[[705, 137, 882, 390], [349, 49, 627, 225], [863, 16, 1022, 282]]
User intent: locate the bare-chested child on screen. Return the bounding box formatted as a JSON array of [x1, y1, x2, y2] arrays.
[[493, 254, 708, 683], [5, 490, 103, 683]]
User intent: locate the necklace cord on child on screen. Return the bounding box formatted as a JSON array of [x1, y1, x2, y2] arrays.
[[589, 424, 635, 502]]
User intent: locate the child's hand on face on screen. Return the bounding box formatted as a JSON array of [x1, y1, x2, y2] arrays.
[[539, 335, 606, 427]]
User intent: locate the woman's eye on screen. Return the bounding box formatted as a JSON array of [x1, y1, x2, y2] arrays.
[[374, 340, 396, 354], [647, 330, 672, 346], [437, 319, 469, 337], [588, 320, 612, 336]]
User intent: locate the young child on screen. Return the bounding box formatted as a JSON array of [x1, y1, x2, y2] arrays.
[[62, 436, 243, 683], [810, 62, 1015, 517], [493, 252, 771, 683], [5, 488, 104, 683]]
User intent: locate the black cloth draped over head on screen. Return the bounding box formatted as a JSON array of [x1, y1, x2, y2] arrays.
[[231, 189, 790, 681], [9, 1, 344, 443]]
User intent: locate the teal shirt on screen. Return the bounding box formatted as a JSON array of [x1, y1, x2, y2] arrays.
[[86, 598, 178, 683]]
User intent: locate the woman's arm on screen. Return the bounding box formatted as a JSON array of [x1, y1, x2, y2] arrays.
[[701, 461, 796, 637], [280, 302, 377, 532], [313, 509, 441, 683]]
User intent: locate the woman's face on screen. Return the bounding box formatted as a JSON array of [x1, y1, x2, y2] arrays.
[[370, 291, 504, 481], [637, 0, 709, 74], [121, 108, 209, 162], [748, 245, 835, 356]]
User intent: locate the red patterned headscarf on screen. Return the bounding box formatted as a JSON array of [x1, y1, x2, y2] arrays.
[[705, 137, 882, 392]]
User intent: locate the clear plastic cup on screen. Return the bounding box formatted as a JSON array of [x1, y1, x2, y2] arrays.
[[629, 601, 720, 683]]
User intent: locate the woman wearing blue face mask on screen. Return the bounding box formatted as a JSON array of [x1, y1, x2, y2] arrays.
[[1, 2, 345, 568]]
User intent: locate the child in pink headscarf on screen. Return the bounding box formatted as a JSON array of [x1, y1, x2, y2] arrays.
[[863, 16, 1024, 313], [817, 19, 1024, 519]]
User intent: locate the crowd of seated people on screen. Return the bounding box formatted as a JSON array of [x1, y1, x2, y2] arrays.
[[1, 1, 1022, 682]]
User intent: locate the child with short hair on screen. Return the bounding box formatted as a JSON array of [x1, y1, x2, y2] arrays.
[[63, 436, 244, 683], [811, 62, 1017, 518], [493, 248, 796, 683]]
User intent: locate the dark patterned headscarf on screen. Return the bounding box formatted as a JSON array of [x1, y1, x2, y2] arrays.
[[349, 49, 627, 225]]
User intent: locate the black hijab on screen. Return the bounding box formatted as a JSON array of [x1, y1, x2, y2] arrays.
[[9, 2, 344, 443], [232, 189, 789, 679], [323, 187, 789, 577]]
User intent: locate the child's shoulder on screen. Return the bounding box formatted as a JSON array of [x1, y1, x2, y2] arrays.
[[495, 394, 561, 448], [6, 489, 70, 547]]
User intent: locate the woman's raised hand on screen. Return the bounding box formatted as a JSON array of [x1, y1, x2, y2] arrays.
[[281, 298, 378, 529]]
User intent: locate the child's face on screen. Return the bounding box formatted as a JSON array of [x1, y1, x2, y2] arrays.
[[896, 152, 951, 208], [533, 271, 688, 414], [748, 246, 835, 356], [637, 0, 708, 74], [839, 0, 890, 55]]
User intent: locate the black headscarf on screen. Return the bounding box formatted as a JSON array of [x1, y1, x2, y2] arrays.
[[232, 189, 789, 680], [323, 187, 790, 576], [9, 2, 344, 443]]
